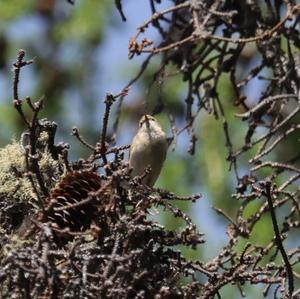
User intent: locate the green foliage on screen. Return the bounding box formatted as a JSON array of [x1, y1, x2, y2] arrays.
[[53, 1, 112, 43], [0, 0, 34, 20]]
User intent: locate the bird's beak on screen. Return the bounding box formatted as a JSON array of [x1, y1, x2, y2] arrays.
[[144, 115, 150, 128]]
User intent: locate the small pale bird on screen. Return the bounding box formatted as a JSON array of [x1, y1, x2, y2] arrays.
[[129, 115, 168, 187]]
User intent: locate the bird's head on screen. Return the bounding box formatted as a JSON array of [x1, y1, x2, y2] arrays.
[[139, 115, 157, 128]]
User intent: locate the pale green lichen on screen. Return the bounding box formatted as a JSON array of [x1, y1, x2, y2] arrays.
[[0, 141, 34, 202], [0, 133, 61, 232]]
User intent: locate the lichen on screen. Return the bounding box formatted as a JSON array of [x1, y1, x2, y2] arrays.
[[0, 134, 61, 233]]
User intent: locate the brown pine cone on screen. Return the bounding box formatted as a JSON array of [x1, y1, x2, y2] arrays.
[[43, 171, 102, 233]]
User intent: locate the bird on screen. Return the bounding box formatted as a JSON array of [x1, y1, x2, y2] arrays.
[[129, 115, 168, 187]]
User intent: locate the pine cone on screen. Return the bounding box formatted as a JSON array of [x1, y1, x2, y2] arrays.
[[43, 171, 101, 232]]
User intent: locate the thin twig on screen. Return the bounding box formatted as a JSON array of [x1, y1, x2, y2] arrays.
[[264, 180, 294, 298]]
